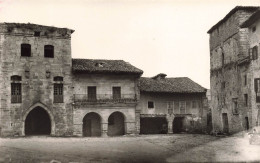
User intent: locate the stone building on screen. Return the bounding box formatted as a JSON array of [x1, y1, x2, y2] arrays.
[[208, 6, 260, 134], [0, 22, 207, 137], [136, 73, 208, 134], [71, 59, 142, 137], [241, 9, 260, 129]]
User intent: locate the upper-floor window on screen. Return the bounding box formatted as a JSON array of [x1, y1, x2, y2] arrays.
[[88, 86, 97, 101], [180, 101, 186, 114], [53, 76, 63, 103], [11, 75, 22, 103], [232, 98, 238, 114], [222, 53, 225, 66], [44, 45, 54, 58], [21, 44, 31, 57], [252, 46, 258, 60], [167, 101, 173, 114], [254, 78, 260, 103], [244, 94, 248, 107], [148, 101, 154, 109], [252, 26, 256, 33], [244, 74, 247, 86], [112, 87, 121, 99]]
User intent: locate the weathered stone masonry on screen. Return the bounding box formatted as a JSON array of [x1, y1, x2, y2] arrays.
[[208, 6, 260, 134]]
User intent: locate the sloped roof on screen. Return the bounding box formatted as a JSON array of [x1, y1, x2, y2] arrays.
[[140, 76, 206, 93], [72, 59, 143, 75], [240, 9, 260, 28], [207, 6, 259, 34]]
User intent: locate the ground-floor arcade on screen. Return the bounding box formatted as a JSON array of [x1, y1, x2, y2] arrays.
[[139, 114, 204, 134], [73, 106, 136, 137]]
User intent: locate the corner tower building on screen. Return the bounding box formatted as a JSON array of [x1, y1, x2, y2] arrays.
[[0, 23, 74, 136]]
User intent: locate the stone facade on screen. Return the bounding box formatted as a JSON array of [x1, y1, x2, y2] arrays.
[[136, 92, 208, 134], [0, 23, 74, 136], [208, 6, 259, 134], [0, 22, 208, 137]]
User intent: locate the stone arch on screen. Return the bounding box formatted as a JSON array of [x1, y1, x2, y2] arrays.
[[22, 102, 55, 136], [107, 111, 125, 136], [82, 112, 102, 137]]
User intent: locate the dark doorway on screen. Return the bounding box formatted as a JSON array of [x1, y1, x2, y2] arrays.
[[83, 112, 101, 137], [25, 107, 51, 135], [108, 112, 125, 136], [222, 113, 229, 133], [173, 117, 185, 133], [245, 117, 249, 130], [140, 117, 168, 134]]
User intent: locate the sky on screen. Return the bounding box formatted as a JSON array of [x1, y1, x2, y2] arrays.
[[0, 0, 260, 89]]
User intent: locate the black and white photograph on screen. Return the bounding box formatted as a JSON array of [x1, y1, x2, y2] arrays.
[[0, 0, 260, 162]]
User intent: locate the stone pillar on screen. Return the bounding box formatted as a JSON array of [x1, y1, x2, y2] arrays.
[[166, 114, 175, 134], [125, 122, 136, 135], [135, 110, 141, 134], [73, 123, 83, 136], [101, 122, 108, 137]]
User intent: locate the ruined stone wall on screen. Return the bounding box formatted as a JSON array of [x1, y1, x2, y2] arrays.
[[0, 24, 74, 136], [210, 10, 255, 134]]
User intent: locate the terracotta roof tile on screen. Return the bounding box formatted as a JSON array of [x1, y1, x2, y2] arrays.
[[140, 76, 206, 93], [72, 59, 143, 75]]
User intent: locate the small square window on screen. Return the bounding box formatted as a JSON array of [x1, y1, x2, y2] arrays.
[[252, 26, 256, 33], [34, 31, 40, 37], [148, 101, 154, 108]]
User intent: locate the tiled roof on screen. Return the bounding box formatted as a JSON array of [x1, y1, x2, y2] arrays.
[[207, 6, 259, 34], [72, 59, 143, 75], [240, 9, 260, 28], [140, 76, 206, 93]]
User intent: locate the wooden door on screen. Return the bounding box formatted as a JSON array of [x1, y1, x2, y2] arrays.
[[222, 113, 229, 133]]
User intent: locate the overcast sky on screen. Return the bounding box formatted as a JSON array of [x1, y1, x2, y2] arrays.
[[1, 0, 260, 88]]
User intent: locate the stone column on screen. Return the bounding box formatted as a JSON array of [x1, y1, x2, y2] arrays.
[[135, 110, 141, 134], [166, 114, 175, 134], [101, 122, 108, 137], [125, 122, 136, 135]]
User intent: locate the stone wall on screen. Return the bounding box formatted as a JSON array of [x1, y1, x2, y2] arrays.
[[136, 92, 208, 133], [72, 73, 139, 136], [0, 24, 74, 136], [209, 9, 256, 134]]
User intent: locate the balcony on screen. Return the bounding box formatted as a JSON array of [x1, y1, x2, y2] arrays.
[[73, 94, 137, 104]]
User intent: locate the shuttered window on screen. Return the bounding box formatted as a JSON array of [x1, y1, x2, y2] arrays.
[[255, 78, 260, 102]]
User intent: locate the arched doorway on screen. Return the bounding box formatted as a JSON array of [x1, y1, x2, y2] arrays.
[[83, 112, 101, 137], [107, 112, 125, 136], [25, 107, 51, 135]]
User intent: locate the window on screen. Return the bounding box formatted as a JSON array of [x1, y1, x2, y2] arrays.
[[54, 84, 63, 103], [252, 46, 258, 60], [112, 87, 121, 99], [244, 94, 248, 107], [252, 26, 256, 33], [54, 76, 63, 81], [21, 44, 31, 57], [180, 101, 186, 114], [53, 76, 63, 103], [167, 101, 173, 114], [44, 45, 54, 58], [244, 74, 247, 86], [148, 101, 154, 109], [34, 31, 40, 37], [254, 78, 260, 102], [88, 86, 97, 100], [222, 53, 225, 66], [192, 101, 197, 108], [232, 98, 238, 114], [11, 75, 22, 103]]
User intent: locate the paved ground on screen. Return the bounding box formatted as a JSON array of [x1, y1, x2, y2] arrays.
[[0, 134, 260, 163]]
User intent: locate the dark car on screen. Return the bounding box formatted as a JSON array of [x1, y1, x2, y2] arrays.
[[248, 126, 260, 145]]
